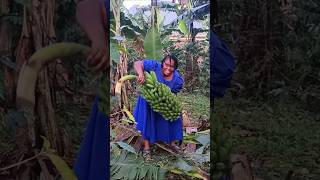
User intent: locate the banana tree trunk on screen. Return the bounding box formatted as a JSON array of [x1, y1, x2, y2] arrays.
[[112, 0, 129, 110], [185, 21, 198, 91], [15, 0, 70, 156]]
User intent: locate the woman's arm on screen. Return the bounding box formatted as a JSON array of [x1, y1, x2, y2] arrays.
[[134, 60, 145, 84], [76, 0, 109, 72]]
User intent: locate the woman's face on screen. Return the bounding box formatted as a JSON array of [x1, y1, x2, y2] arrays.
[[162, 58, 175, 77]]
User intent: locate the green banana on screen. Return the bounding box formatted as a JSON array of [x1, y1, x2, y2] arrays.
[[115, 71, 182, 121], [140, 71, 182, 121]]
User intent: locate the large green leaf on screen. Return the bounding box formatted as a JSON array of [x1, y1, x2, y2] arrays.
[[195, 134, 210, 146], [195, 146, 205, 154], [111, 42, 120, 64], [178, 20, 190, 36], [170, 158, 207, 179], [138, 165, 149, 179], [173, 158, 193, 172], [163, 3, 209, 29], [111, 150, 167, 180], [111, 142, 121, 156], [120, 11, 146, 36], [116, 142, 137, 154], [156, 8, 165, 31], [144, 27, 163, 61], [190, 153, 210, 164]]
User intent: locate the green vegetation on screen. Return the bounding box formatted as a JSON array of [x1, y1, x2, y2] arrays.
[[214, 92, 320, 179]]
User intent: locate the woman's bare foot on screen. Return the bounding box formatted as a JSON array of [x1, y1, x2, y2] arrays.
[[170, 141, 181, 152], [143, 140, 152, 161]]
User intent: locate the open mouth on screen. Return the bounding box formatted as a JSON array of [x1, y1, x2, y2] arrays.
[[164, 70, 170, 75]]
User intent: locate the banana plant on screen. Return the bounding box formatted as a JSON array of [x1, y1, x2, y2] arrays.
[[143, 26, 163, 61], [163, 0, 210, 37], [111, 150, 167, 180], [142, 2, 164, 61], [14, 42, 102, 179], [110, 134, 210, 180]]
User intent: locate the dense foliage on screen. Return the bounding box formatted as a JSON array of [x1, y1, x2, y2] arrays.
[[217, 0, 320, 104]]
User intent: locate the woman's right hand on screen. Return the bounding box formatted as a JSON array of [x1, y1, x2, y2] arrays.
[[137, 73, 145, 84]]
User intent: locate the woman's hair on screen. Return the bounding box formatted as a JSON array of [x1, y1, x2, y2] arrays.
[[161, 54, 179, 69]]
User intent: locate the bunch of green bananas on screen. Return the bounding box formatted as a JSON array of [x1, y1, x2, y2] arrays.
[[139, 71, 182, 121], [211, 111, 233, 179]]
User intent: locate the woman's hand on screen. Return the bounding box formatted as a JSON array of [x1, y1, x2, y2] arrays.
[[76, 0, 109, 72], [87, 41, 109, 72], [137, 73, 145, 84], [134, 61, 145, 83]]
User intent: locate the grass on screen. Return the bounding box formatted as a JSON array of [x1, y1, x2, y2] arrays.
[[177, 92, 210, 122], [214, 93, 320, 180]]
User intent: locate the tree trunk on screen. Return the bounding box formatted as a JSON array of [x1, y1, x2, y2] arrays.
[[112, 0, 129, 110], [15, 0, 70, 156], [185, 21, 197, 91]]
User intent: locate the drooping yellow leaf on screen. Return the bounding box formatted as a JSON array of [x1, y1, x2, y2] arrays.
[[41, 136, 77, 180], [170, 168, 184, 174], [186, 171, 206, 179], [123, 106, 136, 123], [46, 153, 78, 180]]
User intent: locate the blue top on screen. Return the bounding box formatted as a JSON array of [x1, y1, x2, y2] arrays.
[[134, 60, 184, 144], [210, 31, 236, 106]]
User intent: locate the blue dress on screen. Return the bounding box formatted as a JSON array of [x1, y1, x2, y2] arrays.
[[210, 31, 236, 107], [134, 60, 184, 144], [74, 96, 109, 180]]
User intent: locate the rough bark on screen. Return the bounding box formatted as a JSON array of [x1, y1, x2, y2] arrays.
[[112, 0, 129, 111], [15, 0, 71, 156]]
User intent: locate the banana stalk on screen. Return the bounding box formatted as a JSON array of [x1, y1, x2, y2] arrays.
[[115, 75, 137, 95], [16, 43, 90, 107]]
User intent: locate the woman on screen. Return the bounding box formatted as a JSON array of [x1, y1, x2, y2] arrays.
[[74, 0, 109, 179], [133, 54, 184, 160]]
